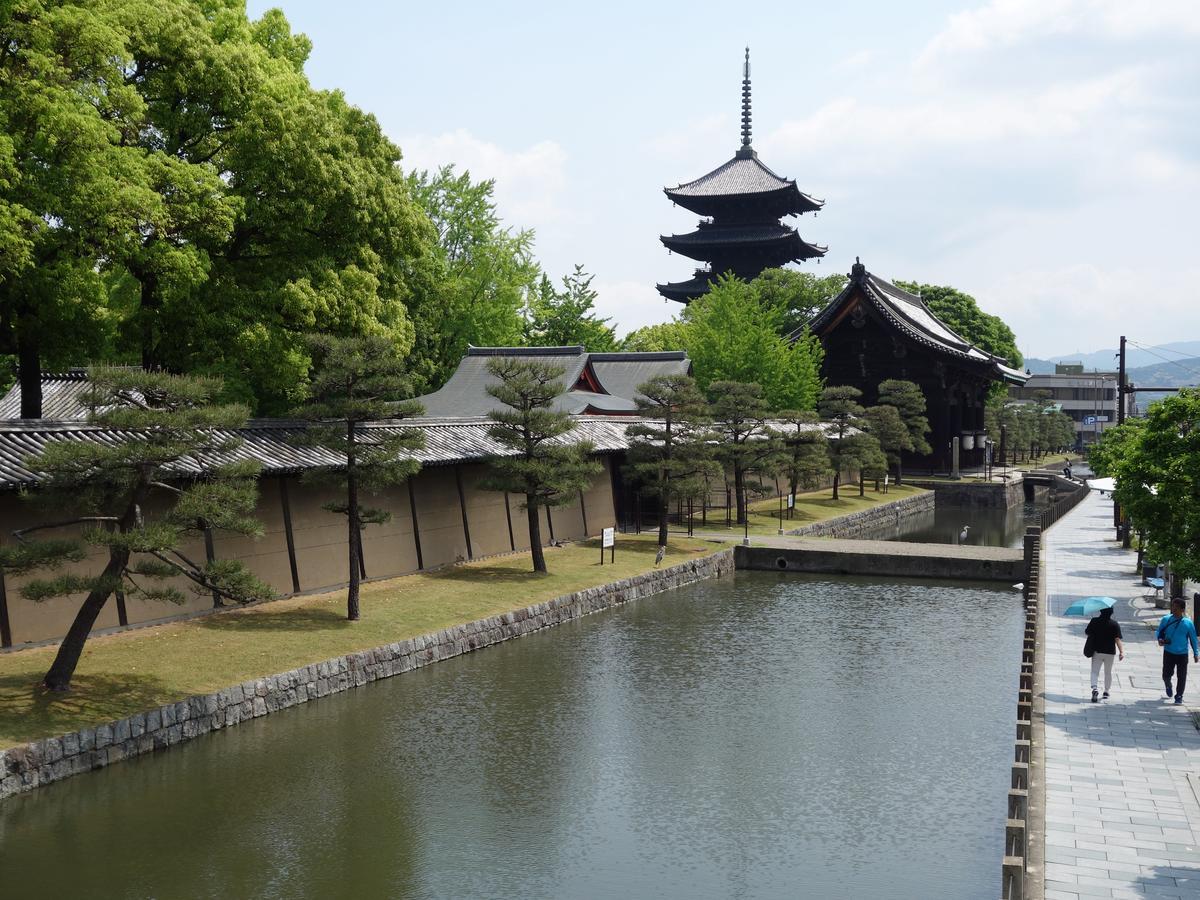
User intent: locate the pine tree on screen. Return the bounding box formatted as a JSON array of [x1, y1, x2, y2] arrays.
[[625, 375, 717, 549], [863, 404, 914, 485], [0, 368, 271, 691], [818, 385, 865, 501], [875, 380, 931, 483], [775, 410, 834, 508], [480, 358, 601, 573], [708, 381, 780, 524], [293, 335, 425, 621]]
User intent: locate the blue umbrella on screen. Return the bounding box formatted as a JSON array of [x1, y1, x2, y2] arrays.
[[1063, 596, 1117, 616]]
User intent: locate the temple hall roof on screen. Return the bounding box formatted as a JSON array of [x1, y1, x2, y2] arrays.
[[808, 260, 1028, 386], [414, 347, 692, 418]]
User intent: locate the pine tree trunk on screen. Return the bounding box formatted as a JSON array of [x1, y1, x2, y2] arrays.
[[345, 422, 360, 621], [734, 466, 746, 525], [42, 550, 128, 691], [18, 317, 41, 419], [527, 496, 546, 573], [657, 471, 670, 549], [832, 470, 841, 501], [859, 477, 866, 497], [896, 459, 904, 486]]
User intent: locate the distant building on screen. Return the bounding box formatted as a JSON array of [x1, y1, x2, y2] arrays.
[[657, 49, 825, 303], [1007, 363, 1132, 446], [808, 260, 1027, 471]]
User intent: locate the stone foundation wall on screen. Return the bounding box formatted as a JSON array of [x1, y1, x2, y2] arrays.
[[785, 490, 935, 539], [904, 477, 1025, 510], [0, 549, 734, 803]]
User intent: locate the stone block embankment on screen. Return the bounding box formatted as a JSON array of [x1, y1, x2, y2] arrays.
[[784, 489, 935, 539], [737, 539, 1025, 583], [0, 549, 734, 803], [905, 478, 1025, 510]]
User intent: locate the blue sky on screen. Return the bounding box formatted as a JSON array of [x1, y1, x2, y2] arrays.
[[248, 0, 1200, 360]]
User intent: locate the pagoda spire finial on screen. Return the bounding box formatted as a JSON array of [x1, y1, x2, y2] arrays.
[[740, 46, 753, 151]]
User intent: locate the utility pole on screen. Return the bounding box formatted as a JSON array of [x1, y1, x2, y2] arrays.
[[1114, 335, 1127, 541], [1117, 335, 1127, 425]]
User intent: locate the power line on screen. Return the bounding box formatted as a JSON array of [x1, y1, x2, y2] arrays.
[[1126, 339, 1200, 383]]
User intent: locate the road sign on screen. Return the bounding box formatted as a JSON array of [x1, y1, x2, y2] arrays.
[[1083, 416, 1097, 425]]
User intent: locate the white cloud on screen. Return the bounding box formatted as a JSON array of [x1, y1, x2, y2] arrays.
[[986, 263, 1200, 359], [918, 0, 1200, 68], [399, 129, 569, 228], [592, 280, 680, 339]]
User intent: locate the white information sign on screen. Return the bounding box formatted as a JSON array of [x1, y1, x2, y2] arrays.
[[602, 527, 615, 549], [787, 494, 795, 509]]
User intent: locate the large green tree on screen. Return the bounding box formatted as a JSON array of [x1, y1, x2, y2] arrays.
[[293, 335, 424, 621], [1090, 390, 1200, 580], [621, 321, 687, 353], [752, 268, 847, 336], [0, 368, 270, 691], [625, 374, 715, 548], [682, 276, 824, 411], [0, 0, 150, 416], [525, 265, 617, 351], [480, 358, 600, 573], [405, 165, 538, 391]]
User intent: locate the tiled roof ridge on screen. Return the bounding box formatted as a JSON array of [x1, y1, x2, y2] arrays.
[[465, 345, 584, 357], [588, 351, 687, 362]]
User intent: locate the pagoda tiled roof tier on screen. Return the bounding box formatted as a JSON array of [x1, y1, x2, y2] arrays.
[[655, 273, 714, 303], [660, 223, 826, 265], [664, 151, 824, 218], [807, 260, 1028, 386]]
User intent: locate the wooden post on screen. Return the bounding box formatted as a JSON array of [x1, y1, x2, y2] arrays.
[[579, 490, 589, 536], [0, 564, 12, 648], [454, 465, 473, 560], [279, 477, 301, 594], [407, 479, 424, 570]]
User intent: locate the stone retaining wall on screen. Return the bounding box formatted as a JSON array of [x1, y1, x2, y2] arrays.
[[905, 477, 1025, 510], [784, 489, 935, 539], [0, 549, 735, 803]]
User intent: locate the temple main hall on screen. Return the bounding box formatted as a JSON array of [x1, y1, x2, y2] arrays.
[[657, 50, 826, 303]]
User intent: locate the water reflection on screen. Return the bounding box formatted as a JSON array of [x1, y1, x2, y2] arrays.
[[1, 573, 1021, 900], [878, 502, 1043, 547]]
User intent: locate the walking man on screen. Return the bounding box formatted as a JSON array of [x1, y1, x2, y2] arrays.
[[1157, 598, 1200, 705], [1085, 606, 1124, 702]]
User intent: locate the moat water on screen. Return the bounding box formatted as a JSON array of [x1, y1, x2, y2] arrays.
[[0, 572, 1022, 899]]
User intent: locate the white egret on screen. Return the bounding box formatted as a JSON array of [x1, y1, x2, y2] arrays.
[[959, 525, 971, 544]]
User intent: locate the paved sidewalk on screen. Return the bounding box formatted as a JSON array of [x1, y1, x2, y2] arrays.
[[1043, 491, 1200, 899]]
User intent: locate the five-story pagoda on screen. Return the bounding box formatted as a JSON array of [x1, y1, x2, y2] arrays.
[[657, 49, 826, 303]]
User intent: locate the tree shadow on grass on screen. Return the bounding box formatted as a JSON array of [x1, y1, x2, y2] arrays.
[[196, 605, 353, 634], [0, 670, 180, 747]]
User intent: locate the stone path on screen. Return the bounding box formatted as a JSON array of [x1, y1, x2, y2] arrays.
[[1043, 491, 1200, 899]]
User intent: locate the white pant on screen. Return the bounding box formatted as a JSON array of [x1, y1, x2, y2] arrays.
[[1090, 652, 1116, 692]]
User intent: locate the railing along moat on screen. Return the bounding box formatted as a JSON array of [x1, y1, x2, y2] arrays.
[[1002, 479, 1087, 899]]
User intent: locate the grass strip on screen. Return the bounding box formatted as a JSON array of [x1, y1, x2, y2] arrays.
[[0, 534, 724, 748]]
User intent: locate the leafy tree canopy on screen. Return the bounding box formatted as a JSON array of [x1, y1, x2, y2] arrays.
[[1090, 390, 1200, 580], [524, 265, 617, 351], [621, 321, 687, 353], [405, 165, 538, 392], [681, 275, 823, 411], [751, 268, 847, 337]]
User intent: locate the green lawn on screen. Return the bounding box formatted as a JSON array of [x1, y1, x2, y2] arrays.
[[686, 482, 928, 537], [0, 534, 725, 749]]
